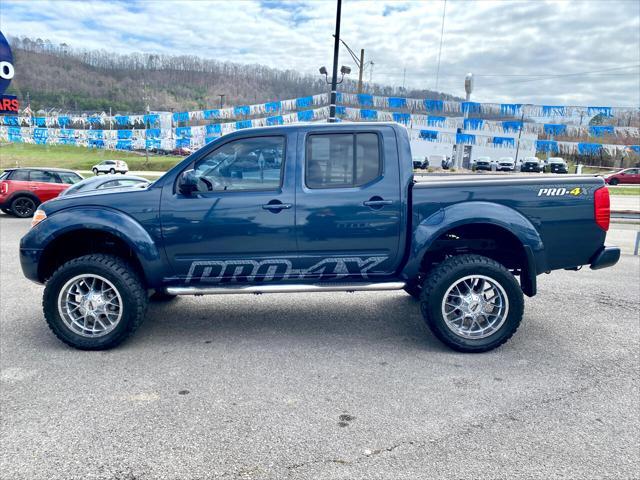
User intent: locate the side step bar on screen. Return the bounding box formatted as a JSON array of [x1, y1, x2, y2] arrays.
[[167, 281, 406, 296]]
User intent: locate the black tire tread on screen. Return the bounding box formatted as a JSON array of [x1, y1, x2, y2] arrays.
[[420, 254, 524, 353], [43, 254, 147, 350]]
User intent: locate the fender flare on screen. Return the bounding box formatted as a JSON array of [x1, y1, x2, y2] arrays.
[[21, 206, 165, 287], [401, 202, 547, 285]]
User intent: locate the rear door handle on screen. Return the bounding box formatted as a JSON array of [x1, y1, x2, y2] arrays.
[[363, 199, 393, 207], [262, 202, 292, 211]]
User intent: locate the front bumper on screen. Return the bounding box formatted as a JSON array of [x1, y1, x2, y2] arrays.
[[590, 246, 621, 270], [20, 247, 44, 284]]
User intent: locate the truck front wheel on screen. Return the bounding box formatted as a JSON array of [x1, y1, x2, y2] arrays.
[[43, 254, 148, 350], [419, 254, 524, 353]]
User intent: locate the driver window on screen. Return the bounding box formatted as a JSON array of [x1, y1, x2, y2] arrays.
[[193, 136, 285, 192]]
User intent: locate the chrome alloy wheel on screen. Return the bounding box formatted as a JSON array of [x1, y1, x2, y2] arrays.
[[57, 274, 123, 337], [441, 275, 509, 339]]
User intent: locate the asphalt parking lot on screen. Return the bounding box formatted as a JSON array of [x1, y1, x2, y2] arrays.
[[1, 214, 638, 480]]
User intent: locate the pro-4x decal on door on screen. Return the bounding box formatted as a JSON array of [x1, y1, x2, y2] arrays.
[[185, 256, 389, 284]]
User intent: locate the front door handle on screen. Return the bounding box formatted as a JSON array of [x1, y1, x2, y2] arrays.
[[262, 201, 292, 211], [363, 198, 393, 208]]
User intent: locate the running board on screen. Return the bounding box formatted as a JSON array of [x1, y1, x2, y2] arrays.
[[167, 281, 406, 296]]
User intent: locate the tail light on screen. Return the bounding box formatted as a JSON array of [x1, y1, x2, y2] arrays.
[[594, 186, 610, 231], [0, 182, 7, 194]]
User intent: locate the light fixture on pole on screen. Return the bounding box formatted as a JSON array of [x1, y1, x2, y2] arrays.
[[320, 64, 351, 122]]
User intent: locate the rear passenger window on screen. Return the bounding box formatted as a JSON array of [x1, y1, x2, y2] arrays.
[[306, 133, 381, 189], [29, 170, 58, 183], [10, 170, 30, 181]]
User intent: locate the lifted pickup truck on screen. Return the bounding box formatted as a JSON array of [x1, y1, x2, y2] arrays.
[[20, 123, 620, 352]]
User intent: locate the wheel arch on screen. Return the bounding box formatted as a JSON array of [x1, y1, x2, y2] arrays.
[[6, 190, 41, 207], [25, 207, 165, 288], [402, 202, 546, 296]]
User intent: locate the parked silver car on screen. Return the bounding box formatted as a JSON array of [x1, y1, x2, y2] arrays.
[[59, 175, 149, 197]]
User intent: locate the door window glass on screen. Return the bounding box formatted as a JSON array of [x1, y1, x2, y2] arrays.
[[58, 172, 82, 184], [192, 136, 285, 192], [306, 133, 381, 188], [29, 170, 58, 183], [10, 170, 29, 181]]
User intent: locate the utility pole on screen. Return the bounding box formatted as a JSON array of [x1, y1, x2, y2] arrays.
[[328, 0, 342, 122], [514, 105, 526, 165], [357, 49, 365, 94], [218, 94, 225, 109]]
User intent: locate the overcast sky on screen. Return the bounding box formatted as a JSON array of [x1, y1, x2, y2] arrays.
[[1, 0, 639, 106]]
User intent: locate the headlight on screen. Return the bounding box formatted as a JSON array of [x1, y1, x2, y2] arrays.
[[31, 209, 47, 228]]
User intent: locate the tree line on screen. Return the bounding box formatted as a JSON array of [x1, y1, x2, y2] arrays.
[[7, 36, 459, 114]]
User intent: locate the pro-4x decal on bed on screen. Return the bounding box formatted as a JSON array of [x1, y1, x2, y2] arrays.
[[537, 187, 584, 197], [185, 256, 389, 284]]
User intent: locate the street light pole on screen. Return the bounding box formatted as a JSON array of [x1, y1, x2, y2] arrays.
[[328, 0, 342, 122], [357, 49, 365, 94]]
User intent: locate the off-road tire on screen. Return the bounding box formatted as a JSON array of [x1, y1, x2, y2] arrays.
[[43, 254, 148, 350], [419, 254, 524, 353]]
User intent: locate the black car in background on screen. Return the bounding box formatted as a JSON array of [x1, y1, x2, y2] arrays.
[[546, 157, 569, 174], [521, 157, 543, 173]]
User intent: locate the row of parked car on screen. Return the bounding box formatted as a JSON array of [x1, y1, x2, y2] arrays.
[[0, 162, 149, 218], [471, 156, 569, 173]]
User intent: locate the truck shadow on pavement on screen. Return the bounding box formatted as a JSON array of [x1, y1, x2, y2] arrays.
[[130, 293, 450, 352]]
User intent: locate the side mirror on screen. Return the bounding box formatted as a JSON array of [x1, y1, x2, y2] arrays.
[[178, 169, 198, 195]]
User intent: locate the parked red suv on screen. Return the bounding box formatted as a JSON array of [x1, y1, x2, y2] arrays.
[[603, 168, 640, 185], [0, 168, 83, 217]]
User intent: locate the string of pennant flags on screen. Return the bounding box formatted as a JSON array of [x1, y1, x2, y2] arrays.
[[2, 91, 638, 128], [2, 105, 638, 156], [0, 91, 638, 156]]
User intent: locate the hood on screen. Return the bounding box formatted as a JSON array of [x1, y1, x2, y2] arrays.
[[39, 184, 152, 215]]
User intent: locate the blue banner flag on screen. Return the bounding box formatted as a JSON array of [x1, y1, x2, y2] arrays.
[[493, 136, 515, 147], [502, 121, 522, 133], [357, 94, 374, 107], [543, 124, 566, 136], [578, 143, 603, 155], [500, 103, 522, 116], [456, 133, 476, 144], [464, 118, 484, 130], [423, 99, 443, 111], [419, 129, 438, 141], [266, 115, 283, 126], [296, 96, 313, 108], [360, 109, 378, 120], [392, 112, 410, 124], [297, 109, 314, 121], [535, 140, 558, 153], [388, 97, 407, 109]]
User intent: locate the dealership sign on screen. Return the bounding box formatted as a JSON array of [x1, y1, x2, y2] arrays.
[[0, 30, 15, 95], [0, 30, 17, 114]]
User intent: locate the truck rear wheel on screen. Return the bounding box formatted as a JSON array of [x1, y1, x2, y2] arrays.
[[43, 254, 148, 350], [419, 254, 524, 353]]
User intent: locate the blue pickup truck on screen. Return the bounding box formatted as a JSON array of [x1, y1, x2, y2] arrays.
[[20, 123, 620, 352]]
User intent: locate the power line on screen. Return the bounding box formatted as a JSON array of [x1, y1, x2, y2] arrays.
[[434, 0, 447, 91], [435, 64, 640, 79]]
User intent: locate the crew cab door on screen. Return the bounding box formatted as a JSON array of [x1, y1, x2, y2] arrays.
[[294, 126, 403, 279], [160, 132, 297, 282]]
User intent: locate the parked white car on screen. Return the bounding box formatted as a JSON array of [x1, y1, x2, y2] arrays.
[[92, 160, 129, 175], [497, 157, 515, 171]]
